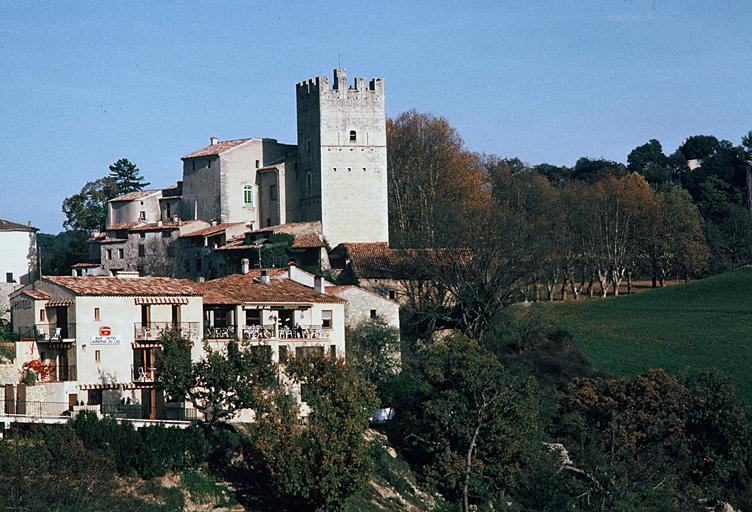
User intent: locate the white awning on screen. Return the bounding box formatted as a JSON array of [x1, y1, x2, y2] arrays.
[[134, 297, 189, 305]]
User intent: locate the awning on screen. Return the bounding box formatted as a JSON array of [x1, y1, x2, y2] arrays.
[[134, 297, 189, 305], [132, 342, 163, 349], [79, 383, 140, 390], [46, 300, 73, 307], [243, 303, 311, 310]]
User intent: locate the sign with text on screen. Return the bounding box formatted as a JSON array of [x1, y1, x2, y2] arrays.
[[99, 326, 111, 336], [90, 335, 121, 345]]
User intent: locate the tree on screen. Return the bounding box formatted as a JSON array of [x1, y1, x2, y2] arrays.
[[346, 317, 401, 398], [387, 336, 541, 512], [627, 139, 673, 185], [108, 158, 149, 194], [740, 130, 752, 219], [38, 231, 92, 275], [251, 353, 378, 511], [62, 176, 119, 232], [387, 110, 490, 248], [154, 330, 276, 426]]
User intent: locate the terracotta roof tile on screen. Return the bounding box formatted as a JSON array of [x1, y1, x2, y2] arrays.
[[338, 243, 439, 280], [43, 276, 202, 297], [182, 138, 253, 159], [109, 190, 160, 202], [194, 272, 343, 305], [99, 238, 128, 244], [179, 222, 245, 238], [18, 290, 49, 300], [291, 233, 324, 249], [70, 262, 100, 268]]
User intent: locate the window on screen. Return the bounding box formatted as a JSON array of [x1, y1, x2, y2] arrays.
[[138, 245, 145, 257], [139, 232, 146, 239], [139, 211, 146, 220], [95, 350, 101, 363], [94, 308, 100, 321], [347, 167, 351, 172], [349, 130, 357, 142], [330, 345, 337, 358], [370, 309, 377, 319], [105, 249, 112, 260], [40, 309, 45, 322], [270, 185, 277, 201], [333, 167, 337, 172], [243, 185, 254, 208], [322, 310, 332, 329], [388, 290, 396, 300], [279, 345, 289, 364], [362, 167, 366, 172], [255, 160, 260, 168], [118, 248, 124, 259], [5, 272, 13, 283], [191, 160, 196, 171], [165, 203, 171, 219]]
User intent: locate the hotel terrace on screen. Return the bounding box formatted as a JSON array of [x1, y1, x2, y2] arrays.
[[4, 266, 347, 421]]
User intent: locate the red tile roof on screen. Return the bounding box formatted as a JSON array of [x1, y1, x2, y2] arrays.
[[109, 190, 160, 202], [336, 243, 439, 280], [0, 219, 37, 232], [291, 233, 324, 249], [129, 222, 180, 232], [194, 272, 343, 306], [106, 222, 139, 230], [99, 238, 128, 244], [182, 138, 253, 159], [70, 262, 100, 268], [17, 290, 50, 300], [179, 222, 245, 238], [43, 276, 202, 297]]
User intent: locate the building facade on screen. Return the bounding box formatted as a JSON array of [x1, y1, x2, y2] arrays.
[[0, 219, 39, 317]]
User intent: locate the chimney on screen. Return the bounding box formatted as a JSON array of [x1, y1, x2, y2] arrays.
[[210, 136, 218, 146], [241, 258, 250, 275], [115, 270, 140, 279], [71, 268, 77, 277], [314, 276, 327, 295], [260, 269, 271, 285], [287, 259, 296, 280], [211, 220, 217, 226], [157, 220, 163, 227], [197, 276, 205, 283]]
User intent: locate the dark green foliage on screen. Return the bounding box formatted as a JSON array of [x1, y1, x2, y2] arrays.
[[386, 336, 542, 511], [346, 317, 401, 400], [62, 176, 120, 232], [0, 423, 169, 511], [250, 353, 379, 511], [38, 230, 91, 274], [155, 330, 276, 425], [109, 158, 150, 194], [260, 232, 296, 268], [71, 411, 208, 479]]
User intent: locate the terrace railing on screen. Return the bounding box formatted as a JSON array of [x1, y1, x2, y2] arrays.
[[134, 322, 200, 342], [12, 324, 76, 341], [132, 365, 157, 383]]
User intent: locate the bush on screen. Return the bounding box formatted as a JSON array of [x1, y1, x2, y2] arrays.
[[72, 411, 208, 478]]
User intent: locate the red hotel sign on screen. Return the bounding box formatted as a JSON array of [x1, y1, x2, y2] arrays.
[[99, 326, 111, 336]]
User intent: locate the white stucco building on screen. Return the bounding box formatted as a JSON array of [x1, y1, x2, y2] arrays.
[[0, 219, 39, 317]]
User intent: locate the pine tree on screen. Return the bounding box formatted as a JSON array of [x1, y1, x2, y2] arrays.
[[108, 158, 150, 194]]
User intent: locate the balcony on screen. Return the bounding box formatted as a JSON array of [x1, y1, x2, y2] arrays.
[[204, 324, 331, 341], [12, 324, 76, 342], [133, 322, 200, 342], [132, 365, 156, 383]]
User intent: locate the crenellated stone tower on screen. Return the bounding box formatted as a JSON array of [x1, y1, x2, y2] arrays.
[[295, 68, 389, 246]]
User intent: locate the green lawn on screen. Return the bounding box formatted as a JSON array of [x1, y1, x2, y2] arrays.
[[553, 268, 752, 401]]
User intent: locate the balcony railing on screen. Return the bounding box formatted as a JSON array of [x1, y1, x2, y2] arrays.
[[204, 324, 331, 341], [132, 365, 156, 383], [40, 365, 77, 382], [133, 322, 200, 342], [12, 324, 76, 341]]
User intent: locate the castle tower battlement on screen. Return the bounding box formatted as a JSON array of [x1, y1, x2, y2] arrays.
[[294, 68, 389, 246]]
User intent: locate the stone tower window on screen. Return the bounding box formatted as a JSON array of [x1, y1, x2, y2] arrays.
[[306, 172, 312, 192], [243, 185, 254, 208], [349, 130, 357, 142]]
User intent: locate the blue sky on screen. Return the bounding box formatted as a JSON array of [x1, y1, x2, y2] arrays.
[[1, 1, 750, 232]]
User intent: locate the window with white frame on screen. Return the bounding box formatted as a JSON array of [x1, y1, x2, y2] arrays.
[[322, 310, 332, 329], [243, 185, 254, 208]]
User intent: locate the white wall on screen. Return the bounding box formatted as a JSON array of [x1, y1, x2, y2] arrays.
[[0, 230, 37, 285]]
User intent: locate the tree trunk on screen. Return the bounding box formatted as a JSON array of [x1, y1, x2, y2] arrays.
[[462, 422, 482, 512], [626, 270, 633, 294], [651, 274, 657, 288]]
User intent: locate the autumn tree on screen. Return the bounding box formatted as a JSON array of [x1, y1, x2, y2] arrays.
[[387, 110, 490, 248], [387, 336, 541, 512], [251, 353, 378, 511], [155, 330, 275, 426]]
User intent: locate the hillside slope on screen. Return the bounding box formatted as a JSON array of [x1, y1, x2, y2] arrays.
[[553, 268, 752, 400]]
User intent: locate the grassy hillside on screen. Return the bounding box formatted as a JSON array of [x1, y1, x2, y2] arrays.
[[553, 268, 752, 400]]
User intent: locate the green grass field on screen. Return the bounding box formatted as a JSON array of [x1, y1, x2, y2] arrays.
[[553, 268, 752, 401]]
